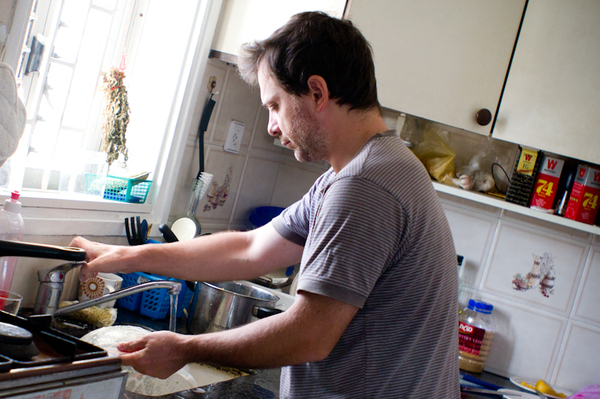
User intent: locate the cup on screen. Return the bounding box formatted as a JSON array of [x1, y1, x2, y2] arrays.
[[78, 273, 123, 308], [0, 290, 22, 315]]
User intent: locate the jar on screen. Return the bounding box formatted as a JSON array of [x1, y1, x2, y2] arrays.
[[458, 299, 496, 373]]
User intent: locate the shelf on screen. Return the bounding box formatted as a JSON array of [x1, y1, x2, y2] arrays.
[[432, 181, 600, 236]]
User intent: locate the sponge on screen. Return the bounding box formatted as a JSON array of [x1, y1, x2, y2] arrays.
[[58, 301, 117, 328]]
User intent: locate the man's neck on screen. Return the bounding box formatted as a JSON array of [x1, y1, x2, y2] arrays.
[[326, 107, 390, 173]]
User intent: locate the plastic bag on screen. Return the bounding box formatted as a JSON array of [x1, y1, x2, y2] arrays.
[[412, 127, 456, 185], [567, 385, 600, 399]]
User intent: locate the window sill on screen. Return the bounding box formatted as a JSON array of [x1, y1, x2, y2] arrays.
[[0, 191, 153, 237]]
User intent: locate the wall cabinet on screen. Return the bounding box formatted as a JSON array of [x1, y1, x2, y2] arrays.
[[210, 0, 346, 60], [493, 0, 600, 166], [345, 0, 526, 136]]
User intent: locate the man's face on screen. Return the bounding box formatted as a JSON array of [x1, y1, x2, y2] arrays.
[[258, 63, 328, 163]]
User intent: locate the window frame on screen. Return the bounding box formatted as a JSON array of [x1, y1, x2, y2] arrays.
[[1, 0, 223, 237]]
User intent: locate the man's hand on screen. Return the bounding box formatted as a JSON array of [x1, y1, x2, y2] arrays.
[[117, 331, 192, 379], [69, 236, 131, 280]]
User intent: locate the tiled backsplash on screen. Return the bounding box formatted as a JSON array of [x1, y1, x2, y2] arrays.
[[176, 59, 599, 392], [168, 59, 328, 233], [441, 192, 599, 391]]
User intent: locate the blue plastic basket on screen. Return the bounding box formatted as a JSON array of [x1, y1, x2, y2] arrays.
[[85, 174, 152, 203], [117, 272, 194, 320]]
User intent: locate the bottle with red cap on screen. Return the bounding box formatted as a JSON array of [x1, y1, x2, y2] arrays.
[[0, 191, 24, 291]]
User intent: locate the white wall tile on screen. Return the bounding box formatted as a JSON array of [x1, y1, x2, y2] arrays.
[[271, 162, 325, 208], [440, 198, 498, 290], [197, 148, 246, 224], [572, 245, 600, 324], [200, 59, 229, 141], [231, 156, 281, 225], [211, 64, 261, 148], [482, 220, 587, 315], [553, 321, 600, 392], [250, 107, 285, 154], [480, 293, 567, 381]]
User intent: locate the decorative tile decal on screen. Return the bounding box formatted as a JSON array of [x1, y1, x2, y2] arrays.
[[512, 252, 556, 298], [203, 166, 232, 211], [483, 220, 587, 315]]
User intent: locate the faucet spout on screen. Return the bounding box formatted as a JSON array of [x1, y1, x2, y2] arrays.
[[53, 280, 182, 317]]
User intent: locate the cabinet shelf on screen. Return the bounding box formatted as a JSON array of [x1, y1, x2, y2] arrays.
[[432, 181, 600, 236]]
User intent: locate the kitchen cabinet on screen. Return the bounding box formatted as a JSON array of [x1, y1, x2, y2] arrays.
[[493, 0, 600, 166], [210, 0, 346, 60], [344, 0, 526, 136]]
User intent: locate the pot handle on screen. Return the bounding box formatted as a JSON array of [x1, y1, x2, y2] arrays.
[[252, 306, 283, 319], [0, 239, 86, 261]]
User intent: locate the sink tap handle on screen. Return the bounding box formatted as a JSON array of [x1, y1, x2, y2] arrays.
[[34, 262, 83, 315], [37, 262, 83, 283]]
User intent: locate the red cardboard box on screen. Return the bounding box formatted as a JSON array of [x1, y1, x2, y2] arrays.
[[529, 155, 565, 211], [564, 164, 600, 225]]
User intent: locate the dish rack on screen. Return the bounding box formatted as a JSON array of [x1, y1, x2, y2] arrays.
[[85, 174, 152, 203], [117, 272, 194, 319]]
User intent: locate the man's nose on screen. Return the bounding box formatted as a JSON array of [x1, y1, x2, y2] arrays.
[[267, 114, 280, 137]]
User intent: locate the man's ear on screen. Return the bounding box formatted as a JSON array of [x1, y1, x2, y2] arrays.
[[306, 75, 329, 112]]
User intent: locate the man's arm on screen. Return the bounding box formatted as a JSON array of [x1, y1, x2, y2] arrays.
[[71, 222, 303, 281], [117, 290, 359, 378]]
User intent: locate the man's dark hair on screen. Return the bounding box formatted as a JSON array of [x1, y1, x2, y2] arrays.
[[238, 11, 380, 112]]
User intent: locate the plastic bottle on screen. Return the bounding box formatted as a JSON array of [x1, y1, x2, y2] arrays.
[[0, 191, 24, 291], [458, 299, 496, 373], [457, 255, 468, 311]]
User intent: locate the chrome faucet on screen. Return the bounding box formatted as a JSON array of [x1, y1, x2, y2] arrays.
[[34, 262, 84, 315], [34, 262, 182, 330]]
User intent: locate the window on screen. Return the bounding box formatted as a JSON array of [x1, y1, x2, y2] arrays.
[[0, 0, 221, 235]]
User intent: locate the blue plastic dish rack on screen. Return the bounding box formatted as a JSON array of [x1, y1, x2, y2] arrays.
[[117, 272, 194, 320]]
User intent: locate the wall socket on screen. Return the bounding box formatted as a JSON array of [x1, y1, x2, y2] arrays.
[[224, 121, 245, 153]]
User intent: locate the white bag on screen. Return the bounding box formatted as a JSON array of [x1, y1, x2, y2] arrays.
[[0, 62, 26, 167]]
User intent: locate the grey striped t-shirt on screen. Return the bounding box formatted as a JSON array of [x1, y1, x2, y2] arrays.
[[272, 131, 459, 398]]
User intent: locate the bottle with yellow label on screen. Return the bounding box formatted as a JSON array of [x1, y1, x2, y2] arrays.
[[458, 299, 496, 373]]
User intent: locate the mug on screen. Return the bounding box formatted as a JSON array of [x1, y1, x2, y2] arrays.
[[78, 272, 123, 308]]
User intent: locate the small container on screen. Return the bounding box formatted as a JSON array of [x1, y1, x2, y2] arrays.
[[0, 191, 24, 292], [458, 299, 496, 373]]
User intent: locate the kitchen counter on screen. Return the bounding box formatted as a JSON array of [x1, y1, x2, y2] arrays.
[[461, 370, 524, 398], [122, 368, 281, 399]]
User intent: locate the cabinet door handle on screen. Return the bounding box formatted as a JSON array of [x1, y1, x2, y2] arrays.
[[476, 108, 492, 126]]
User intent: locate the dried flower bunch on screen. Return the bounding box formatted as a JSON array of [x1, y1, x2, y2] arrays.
[[100, 67, 130, 166]]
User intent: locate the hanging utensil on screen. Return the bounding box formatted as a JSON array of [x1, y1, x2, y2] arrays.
[[172, 85, 216, 238]]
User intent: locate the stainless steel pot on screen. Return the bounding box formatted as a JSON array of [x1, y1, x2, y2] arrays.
[[187, 281, 281, 334]]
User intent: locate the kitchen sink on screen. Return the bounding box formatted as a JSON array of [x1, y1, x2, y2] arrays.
[[45, 314, 250, 398], [122, 361, 248, 397]]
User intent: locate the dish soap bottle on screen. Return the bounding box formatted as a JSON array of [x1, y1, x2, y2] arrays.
[[0, 191, 24, 291], [458, 299, 496, 373]]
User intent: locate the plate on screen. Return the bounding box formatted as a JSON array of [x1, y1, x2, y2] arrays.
[[509, 376, 573, 398], [498, 389, 539, 399]]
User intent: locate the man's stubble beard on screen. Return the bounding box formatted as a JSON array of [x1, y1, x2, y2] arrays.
[[289, 98, 328, 163]]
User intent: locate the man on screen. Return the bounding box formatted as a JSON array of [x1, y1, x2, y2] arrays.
[[72, 11, 459, 398]]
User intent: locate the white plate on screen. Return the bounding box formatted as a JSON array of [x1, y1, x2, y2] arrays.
[[498, 389, 539, 399], [509, 376, 572, 398]]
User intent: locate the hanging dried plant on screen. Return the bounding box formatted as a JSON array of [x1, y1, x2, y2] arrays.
[[100, 67, 130, 166]]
